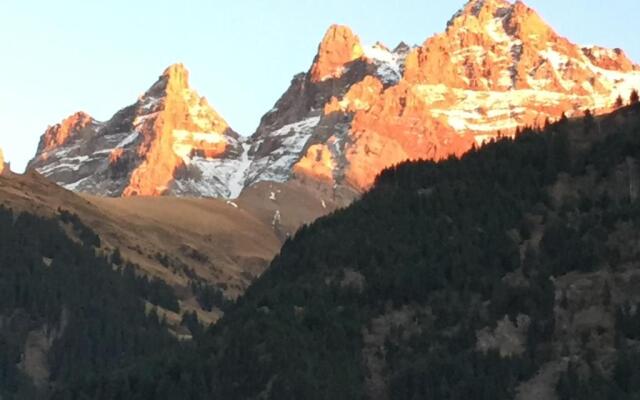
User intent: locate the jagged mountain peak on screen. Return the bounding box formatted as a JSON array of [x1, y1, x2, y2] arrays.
[[463, 0, 512, 14], [29, 64, 244, 198], [448, 0, 511, 25], [404, 0, 639, 93], [255, 0, 640, 192], [445, 0, 554, 46], [309, 24, 364, 82], [162, 62, 189, 83], [29, 1, 640, 201], [144, 62, 192, 99]]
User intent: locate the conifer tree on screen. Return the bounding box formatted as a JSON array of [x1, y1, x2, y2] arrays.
[[559, 112, 569, 125], [583, 109, 595, 135]]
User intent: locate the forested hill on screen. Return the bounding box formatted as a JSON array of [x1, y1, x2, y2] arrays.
[[53, 101, 640, 400], [6, 102, 640, 399], [206, 103, 640, 400], [0, 208, 187, 399]]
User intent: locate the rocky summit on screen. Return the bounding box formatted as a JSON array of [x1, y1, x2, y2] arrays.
[[29, 0, 640, 198], [28, 64, 244, 198]]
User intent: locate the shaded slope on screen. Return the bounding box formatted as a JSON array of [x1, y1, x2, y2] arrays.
[[63, 104, 640, 400], [212, 104, 640, 400], [0, 206, 178, 399]]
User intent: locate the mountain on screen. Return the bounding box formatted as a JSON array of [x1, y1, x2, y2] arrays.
[[48, 103, 640, 399], [252, 0, 640, 191], [28, 64, 248, 198], [29, 0, 640, 199]]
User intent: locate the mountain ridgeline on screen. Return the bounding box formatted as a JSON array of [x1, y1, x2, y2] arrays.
[[29, 103, 640, 399], [26, 0, 640, 199]]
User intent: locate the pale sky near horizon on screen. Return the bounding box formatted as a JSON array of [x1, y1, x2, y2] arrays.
[[2, 0, 639, 171]]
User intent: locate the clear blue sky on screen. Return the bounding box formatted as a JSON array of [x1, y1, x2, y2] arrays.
[[2, 0, 639, 171]]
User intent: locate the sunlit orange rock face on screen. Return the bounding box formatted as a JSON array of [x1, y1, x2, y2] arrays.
[[405, 0, 598, 94], [0, 148, 5, 174], [293, 144, 335, 183], [343, 82, 475, 189], [283, 0, 640, 190], [324, 76, 384, 114], [40, 112, 94, 154], [30, 63, 238, 197], [122, 64, 231, 196], [310, 24, 364, 82], [108, 148, 125, 166], [29, 0, 640, 199], [582, 47, 637, 73]]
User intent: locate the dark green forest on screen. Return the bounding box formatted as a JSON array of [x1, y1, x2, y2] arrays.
[[3, 103, 640, 399], [0, 207, 184, 399]]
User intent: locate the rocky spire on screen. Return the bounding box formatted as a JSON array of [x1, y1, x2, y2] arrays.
[[122, 63, 233, 196], [309, 24, 364, 82], [29, 63, 240, 198], [162, 63, 190, 89]]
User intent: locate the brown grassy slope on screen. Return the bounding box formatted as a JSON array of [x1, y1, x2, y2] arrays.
[[85, 195, 280, 295], [0, 171, 345, 322], [236, 179, 355, 239]]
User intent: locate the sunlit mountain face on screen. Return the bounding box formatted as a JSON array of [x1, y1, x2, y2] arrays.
[[29, 0, 640, 198]]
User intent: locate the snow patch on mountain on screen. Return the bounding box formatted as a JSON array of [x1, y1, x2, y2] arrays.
[[116, 132, 140, 149], [228, 143, 252, 198], [246, 116, 321, 186], [363, 44, 405, 84]]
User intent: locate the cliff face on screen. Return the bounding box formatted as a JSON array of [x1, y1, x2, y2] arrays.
[[309, 24, 365, 82]]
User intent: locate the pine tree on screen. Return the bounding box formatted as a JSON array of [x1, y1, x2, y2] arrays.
[[584, 109, 595, 135], [631, 89, 639, 105], [559, 112, 569, 125], [615, 95, 624, 108]]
